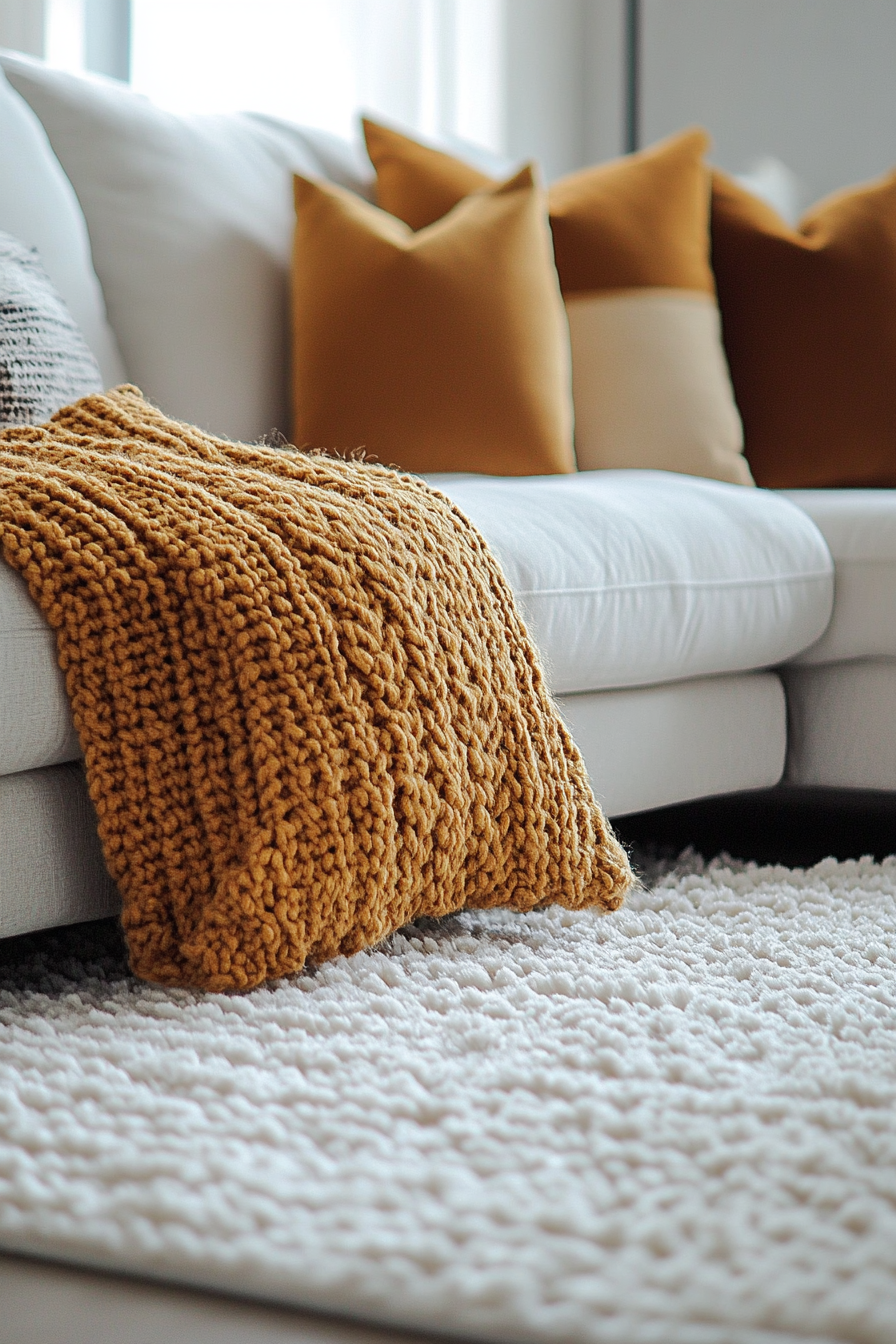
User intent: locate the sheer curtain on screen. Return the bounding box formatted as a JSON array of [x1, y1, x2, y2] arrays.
[[129, 0, 506, 155], [1, 0, 626, 177]]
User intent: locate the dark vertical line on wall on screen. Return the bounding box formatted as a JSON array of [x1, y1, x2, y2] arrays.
[[625, 0, 641, 153]]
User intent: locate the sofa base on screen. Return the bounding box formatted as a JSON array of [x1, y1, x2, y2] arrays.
[[556, 670, 786, 817], [784, 657, 896, 790], [1, 672, 786, 940], [0, 761, 118, 939]]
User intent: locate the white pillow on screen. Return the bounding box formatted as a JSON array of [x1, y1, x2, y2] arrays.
[[0, 53, 373, 443], [733, 156, 802, 227], [0, 62, 123, 387]]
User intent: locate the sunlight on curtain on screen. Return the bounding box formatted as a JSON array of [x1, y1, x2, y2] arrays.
[[129, 0, 505, 151], [45, 0, 86, 70]]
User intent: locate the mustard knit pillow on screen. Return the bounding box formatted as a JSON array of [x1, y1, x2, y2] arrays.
[[0, 387, 631, 990]]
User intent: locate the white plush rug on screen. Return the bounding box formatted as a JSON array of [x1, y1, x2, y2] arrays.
[[3, 854, 896, 1344]]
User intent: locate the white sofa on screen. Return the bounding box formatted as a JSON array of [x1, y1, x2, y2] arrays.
[[0, 51, 886, 943]]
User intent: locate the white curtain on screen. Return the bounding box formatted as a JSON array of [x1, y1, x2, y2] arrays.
[[127, 0, 506, 155], [0, 0, 626, 175]]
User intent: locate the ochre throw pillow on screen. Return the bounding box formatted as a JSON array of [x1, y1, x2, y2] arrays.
[[291, 166, 575, 476], [363, 119, 751, 486], [712, 169, 896, 488]]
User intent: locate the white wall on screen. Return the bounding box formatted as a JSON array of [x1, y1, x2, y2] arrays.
[[127, 0, 626, 173], [640, 0, 896, 211], [0, 0, 626, 173], [0, 0, 44, 55], [0, 0, 129, 77], [5, 0, 896, 204], [504, 0, 626, 180]]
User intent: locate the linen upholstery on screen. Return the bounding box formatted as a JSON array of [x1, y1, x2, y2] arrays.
[[0, 60, 122, 384], [0, 559, 79, 776], [784, 660, 896, 791], [0, 762, 118, 939], [783, 490, 896, 665], [558, 672, 786, 818], [0, 50, 372, 442], [428, 470, 833, 694]]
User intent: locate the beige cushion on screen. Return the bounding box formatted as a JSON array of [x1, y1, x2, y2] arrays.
[[363, 119, 751, 485], [565, 289, 744, 480]]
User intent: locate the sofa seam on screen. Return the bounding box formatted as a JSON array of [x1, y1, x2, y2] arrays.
[[514, 569, 834, 599]]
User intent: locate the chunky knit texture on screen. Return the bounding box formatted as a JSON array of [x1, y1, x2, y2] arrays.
[[0, 388, 631, 990]]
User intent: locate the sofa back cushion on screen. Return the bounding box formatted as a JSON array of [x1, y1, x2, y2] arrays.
[[364, 119, 751, 486], [712, 168, 896, 488], [0, 61, 123, 386], [0, 53, 372, 443]]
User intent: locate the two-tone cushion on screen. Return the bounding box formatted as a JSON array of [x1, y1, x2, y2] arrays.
[[364, 119, 750, 485]]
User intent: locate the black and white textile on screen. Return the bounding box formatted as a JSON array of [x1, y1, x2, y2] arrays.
[[0, 230, 102, 427]]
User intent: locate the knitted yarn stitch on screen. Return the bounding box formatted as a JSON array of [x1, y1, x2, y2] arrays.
[[0, 388, 631, 989]]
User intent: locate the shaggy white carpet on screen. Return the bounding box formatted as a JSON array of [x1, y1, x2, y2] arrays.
[[2, 854, 896, 1344]]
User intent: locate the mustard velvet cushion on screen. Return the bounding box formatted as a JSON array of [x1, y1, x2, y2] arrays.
[[712, 168, 896, 488], [291, 167, 575, 477]]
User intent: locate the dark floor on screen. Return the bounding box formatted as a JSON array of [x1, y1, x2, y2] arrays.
[[613, 784, 896, 870]]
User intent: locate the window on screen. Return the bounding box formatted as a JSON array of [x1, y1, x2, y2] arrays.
[[125, 0, 505, 151]]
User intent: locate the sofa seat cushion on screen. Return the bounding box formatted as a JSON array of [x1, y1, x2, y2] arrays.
[[428, 470, 833, 694], [783, 490, 896, 665]]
